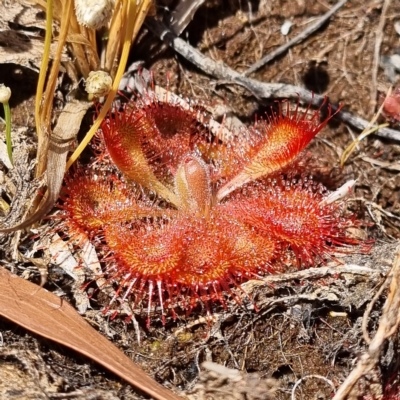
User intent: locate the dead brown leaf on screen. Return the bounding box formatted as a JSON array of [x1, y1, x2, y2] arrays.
[[0, 267, 182, 400]]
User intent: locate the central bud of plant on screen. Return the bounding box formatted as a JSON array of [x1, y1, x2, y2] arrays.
[[174, 155, 212, 216]]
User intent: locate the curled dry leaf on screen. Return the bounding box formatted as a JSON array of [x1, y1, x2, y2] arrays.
[[0, 267, 182, 400]]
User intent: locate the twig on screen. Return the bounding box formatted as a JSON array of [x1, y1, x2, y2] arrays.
[[244, 0, 348, 76], [361, 273, 391, 344], [362, 156, 400, 171], [351, 198, 400, 222], [242, 264, 385, 290], [146, 18, 400, 142], [370, 0, 392, 114]]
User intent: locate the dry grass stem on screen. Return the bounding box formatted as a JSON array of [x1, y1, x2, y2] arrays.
[[340, 86, 391, 167]]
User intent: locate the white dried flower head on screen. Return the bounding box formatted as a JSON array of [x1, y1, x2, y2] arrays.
[[75, 0, 115, 29], [85, 71, 113, 97], [0, 85, 11, 103]]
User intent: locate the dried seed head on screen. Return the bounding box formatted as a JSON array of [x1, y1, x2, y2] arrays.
[[85, 71, 112, 97], [75, 0, 115, 29]]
